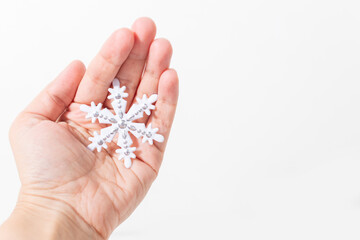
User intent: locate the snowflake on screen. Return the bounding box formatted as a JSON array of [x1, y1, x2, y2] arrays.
[[80, 78, 164, 168]]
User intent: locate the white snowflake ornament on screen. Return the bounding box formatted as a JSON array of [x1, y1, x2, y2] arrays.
[[80, 78, 164, 168]]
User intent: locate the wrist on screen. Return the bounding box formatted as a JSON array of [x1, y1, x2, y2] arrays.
[[0, 190, 103, 240]]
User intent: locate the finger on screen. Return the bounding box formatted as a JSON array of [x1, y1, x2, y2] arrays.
[[24, 60, 86, 121], [131, 69, 179, 174], [146, 69, 179, 153], [105, 18, 156, 110], [74, 28, 134, 104], [131, 38, 173, 123]]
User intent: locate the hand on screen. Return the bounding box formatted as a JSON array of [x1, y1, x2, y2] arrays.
[[0, 17, 178, 239]]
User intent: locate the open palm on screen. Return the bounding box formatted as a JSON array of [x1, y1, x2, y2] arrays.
[[9, 18, 178, 239]]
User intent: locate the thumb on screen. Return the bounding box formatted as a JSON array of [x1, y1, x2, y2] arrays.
[[24, 60, 86, 121]]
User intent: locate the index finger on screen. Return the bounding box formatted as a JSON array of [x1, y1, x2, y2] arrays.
[[74, 28, 134, 105]]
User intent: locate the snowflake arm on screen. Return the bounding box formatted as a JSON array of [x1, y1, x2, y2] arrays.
[[141, 123, 164, 145], [127, 122, 164, 145], [88, 131, 108, 152], [116, 147, 136, 168], [125, 94, 157, 121], [117, 129, 133, 148], [108, 78, 127, 119], [79, 102, 116, 124], [107, 78, 128, 100], [80, 102, 103, 123], [116, 130, 135, 168], [100, 125, 118, 143], [127, 122, 146, 138]]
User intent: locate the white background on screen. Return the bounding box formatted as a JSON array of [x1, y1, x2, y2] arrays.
[[1, 0, 360, 239]]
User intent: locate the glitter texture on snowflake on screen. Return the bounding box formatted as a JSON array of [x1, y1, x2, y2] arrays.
[[80, 78, 164, 168]]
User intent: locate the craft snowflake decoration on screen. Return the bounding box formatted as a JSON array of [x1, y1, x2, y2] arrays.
[[80, 78, 164, 168]]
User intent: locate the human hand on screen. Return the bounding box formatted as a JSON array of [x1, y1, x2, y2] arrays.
[[0, 17, 178, 239]]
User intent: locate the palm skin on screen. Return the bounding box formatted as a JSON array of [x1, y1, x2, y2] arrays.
[[8, 18, 178, 239]]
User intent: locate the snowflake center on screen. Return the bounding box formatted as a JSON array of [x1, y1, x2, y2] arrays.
[[118, 120, 127, 129]]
